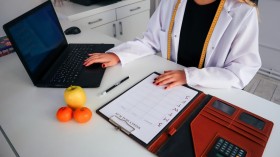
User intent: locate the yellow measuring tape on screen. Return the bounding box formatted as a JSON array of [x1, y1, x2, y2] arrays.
[[167, 0, 181, 61], [167, 0, 226, 69], [198, 0, 226, 68]]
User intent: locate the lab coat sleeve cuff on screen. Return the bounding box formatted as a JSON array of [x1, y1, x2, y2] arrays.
[[105, 40, 156, 66], [105, 48, 130, 66], [184, 67, 197, 87]]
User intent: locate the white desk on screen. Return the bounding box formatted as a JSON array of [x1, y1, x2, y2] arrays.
[[1, 29, 280, 157], [0, 126, 17, 157]]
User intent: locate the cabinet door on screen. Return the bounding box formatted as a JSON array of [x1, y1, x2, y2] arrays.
[[116, 10, 150, 41], [92, 22, 117, 38], [72, 9, 116, 29], [116, 0, 150, 19]]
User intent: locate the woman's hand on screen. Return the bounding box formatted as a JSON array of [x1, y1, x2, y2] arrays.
[[153, 70, 187, 90], [84, 52, 120, 68]]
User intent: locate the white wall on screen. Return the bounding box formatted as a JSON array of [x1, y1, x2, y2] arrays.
[[0, 0, 46, 36], [258, 0, 280, 74]]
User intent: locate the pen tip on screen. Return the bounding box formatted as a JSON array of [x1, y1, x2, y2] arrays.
[[100, 91, 107, 96]]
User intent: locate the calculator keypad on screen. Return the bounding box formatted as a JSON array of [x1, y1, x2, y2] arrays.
[[207, 137, 247, 157]]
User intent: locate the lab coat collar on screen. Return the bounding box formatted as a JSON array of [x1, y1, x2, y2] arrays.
[[205, 1, 233, 66]]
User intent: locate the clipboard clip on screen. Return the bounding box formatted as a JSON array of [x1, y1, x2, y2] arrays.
[[109, 116, 135, 135]]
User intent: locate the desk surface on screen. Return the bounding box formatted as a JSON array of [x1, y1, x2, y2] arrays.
[[1, 29, 280, 157]]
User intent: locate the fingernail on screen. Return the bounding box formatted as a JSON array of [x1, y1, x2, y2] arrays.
[[102, 64, 105, 68]]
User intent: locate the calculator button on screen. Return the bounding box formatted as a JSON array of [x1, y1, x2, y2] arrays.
[[225, 150, 230, 155], [207, 137, 247, 157]]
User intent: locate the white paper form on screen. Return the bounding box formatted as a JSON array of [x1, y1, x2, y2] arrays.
[[99, 73, 198, 144]]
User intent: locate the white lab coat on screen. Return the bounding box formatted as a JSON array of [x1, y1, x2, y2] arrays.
[[108, 0, 261, 89]]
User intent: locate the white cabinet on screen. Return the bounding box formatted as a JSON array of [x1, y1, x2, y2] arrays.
[[92, 21, 117, 38], [65, 0, 151, 41], [71, 9, 117, 29], [115, 10, 149, 41], [94, 10, 150, 41], [92, 0, 150, 41]]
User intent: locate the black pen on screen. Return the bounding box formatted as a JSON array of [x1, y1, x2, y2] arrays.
[[101, 76, 129, 96]]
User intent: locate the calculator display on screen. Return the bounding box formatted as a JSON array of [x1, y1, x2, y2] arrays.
[[212, 101, 236, 115]]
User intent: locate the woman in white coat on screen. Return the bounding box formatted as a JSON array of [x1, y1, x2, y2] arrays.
[[84, 0, 261, 89]]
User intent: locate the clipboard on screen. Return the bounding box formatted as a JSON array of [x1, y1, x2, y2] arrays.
[[97, 72, 274, 157], [96, 72, 209, 154]]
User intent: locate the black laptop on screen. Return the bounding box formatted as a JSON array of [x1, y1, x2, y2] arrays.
[[3, 0, 114, 88]]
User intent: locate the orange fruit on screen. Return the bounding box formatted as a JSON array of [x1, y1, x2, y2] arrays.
[[73, 107, 92, 123], [56, 106, 73, 122]]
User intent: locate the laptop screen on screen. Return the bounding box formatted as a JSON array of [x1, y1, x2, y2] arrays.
[[4, 1, 67, 79]]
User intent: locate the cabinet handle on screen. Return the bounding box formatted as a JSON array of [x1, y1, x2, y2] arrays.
[[119, 21, 123, 35], [130, 7, 141, 12], [88, 18, 103, 25], [113, 23, 117, 38]]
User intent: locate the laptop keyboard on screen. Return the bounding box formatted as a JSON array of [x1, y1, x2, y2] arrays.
[[50, 45, 97, 84]]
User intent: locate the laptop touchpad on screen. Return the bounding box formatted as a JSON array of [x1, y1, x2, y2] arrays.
[[76, 64, 105, 87]]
